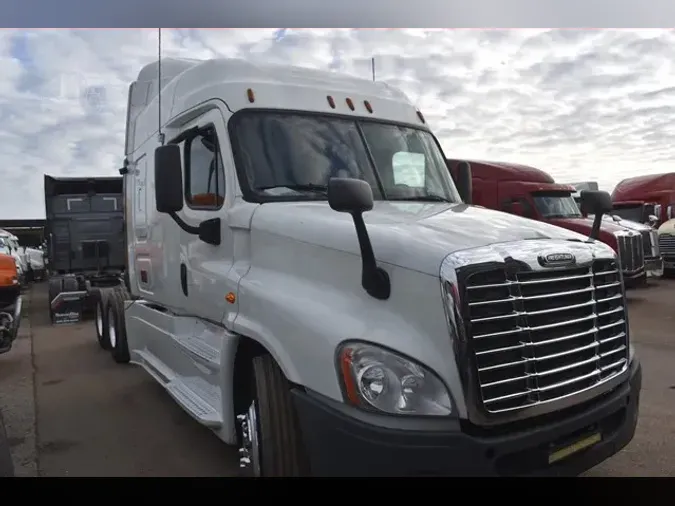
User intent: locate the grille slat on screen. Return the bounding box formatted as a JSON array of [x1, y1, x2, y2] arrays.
[[465, 259, 629, 414], [659, 233, 675, 258], [617, 234, 644, 272]]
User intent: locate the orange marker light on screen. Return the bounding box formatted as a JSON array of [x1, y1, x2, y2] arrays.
[[246, 88, 255, 103], [339, 347, 361, 406], [327, 95, 336, 109], [364, 100, 373, 113], [225, 292, 236, 304], [346, 97, 355, 111]]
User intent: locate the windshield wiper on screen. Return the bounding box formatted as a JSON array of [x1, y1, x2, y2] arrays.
[[259, 184, 328, 195], [390, 195, 453, 203]]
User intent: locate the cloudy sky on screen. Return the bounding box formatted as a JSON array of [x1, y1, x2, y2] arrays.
[[1, 28, 674, 218]]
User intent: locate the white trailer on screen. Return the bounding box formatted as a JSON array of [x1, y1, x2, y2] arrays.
[[97, 57, 642, 476]]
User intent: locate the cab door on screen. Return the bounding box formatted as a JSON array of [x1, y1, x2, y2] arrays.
[[172, 107, 237, 324]]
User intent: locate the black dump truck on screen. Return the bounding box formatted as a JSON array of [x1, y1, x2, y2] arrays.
[[44, 175, 125, 324]]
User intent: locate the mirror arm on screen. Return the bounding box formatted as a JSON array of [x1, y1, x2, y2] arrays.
[[351, 213, 390, 300], [168, 211, 200, 235], [589, 213, 603, 241]]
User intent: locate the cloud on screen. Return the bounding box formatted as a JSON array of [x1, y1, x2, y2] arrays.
[[0, 28, 674, 218]]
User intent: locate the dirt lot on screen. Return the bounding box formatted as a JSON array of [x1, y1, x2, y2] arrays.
[[1, 280, 674, 477]]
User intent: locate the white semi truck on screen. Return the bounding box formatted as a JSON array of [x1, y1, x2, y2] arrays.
[[96, 57, 641, 476]]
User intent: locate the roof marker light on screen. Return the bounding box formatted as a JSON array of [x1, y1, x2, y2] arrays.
[[364, 100, 373, 113], [247, 88, 255, 103], [416, 110, 426, 124], [346, 98, 355, 111], [327, 95, 336, 109]]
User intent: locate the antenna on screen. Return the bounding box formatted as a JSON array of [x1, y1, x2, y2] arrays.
[[371, 57, 375, 82], [157, 28, 165, 145]]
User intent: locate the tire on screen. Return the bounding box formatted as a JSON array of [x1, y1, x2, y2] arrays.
[[91, 288, 111, 351], [47, 276, 64, 324], [0, 409, 14, 477], [237, 354, 309, 477], [106, 290, 130, 364], [62, 275, 79, 292]]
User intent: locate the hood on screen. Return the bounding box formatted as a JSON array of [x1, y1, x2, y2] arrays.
[[251, 201, 593, 275], [602, 215, 651, 232], [658, 219, 675, 236], [548, 216, 633, 235]]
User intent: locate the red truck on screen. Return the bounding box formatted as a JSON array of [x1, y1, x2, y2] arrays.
[[611, 173, 675, 227], [447, 159, 660, 286]]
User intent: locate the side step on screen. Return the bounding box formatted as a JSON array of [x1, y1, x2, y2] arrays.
[[135, 349, 223, 428]]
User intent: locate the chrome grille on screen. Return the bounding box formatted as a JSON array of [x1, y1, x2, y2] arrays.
[[617, 234, 644, 272], [465, 259, 628, 414], [640, 230, 653, 257], [659, 233, 675, 258]]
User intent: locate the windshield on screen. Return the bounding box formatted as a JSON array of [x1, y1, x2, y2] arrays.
[[611, 205, 643, 223], [232, 112, 461, 203], [532, 193, 582, 219]]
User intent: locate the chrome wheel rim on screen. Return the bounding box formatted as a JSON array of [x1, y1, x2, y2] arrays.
[[237, 401, 261, 476], [108, 307, 116, 348]]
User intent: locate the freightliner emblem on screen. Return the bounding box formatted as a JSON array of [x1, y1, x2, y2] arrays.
[[538, 252, 576, 267]]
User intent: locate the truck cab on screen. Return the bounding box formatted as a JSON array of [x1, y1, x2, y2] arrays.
[[98, 57, 641, 477], [447, 159, 657, 286], [612, 173, 675, 228]]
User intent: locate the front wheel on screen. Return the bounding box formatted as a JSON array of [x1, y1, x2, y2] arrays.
[[237, 354, 309, 477]]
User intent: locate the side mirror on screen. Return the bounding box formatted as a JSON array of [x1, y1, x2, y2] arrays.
[[580, 190, 612, 240], [154, 144, 184, 214], [153, 143, 221, 246], [455, 161, 472, 205], [327, 177, 373, 214], [648, 214, 658, 227], [327, 178, 389, 300]]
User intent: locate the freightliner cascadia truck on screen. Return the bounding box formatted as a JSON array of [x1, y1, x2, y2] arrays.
[[94, 57, 641, 476]]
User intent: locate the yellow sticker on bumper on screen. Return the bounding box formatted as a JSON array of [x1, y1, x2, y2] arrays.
[[548, 432, 602, 465]]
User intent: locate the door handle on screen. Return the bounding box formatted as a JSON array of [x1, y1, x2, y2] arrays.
[[180, 263, 188, 296]]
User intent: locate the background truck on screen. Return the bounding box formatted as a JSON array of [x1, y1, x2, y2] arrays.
[[447, 159, 660, 286], [569, 182, 663, 278], [611, 173, 675, 227], [657, 218, 675, 275], [94, 57, 640, 477], [44, 175, 125, 323], [0, 252, 22, 354]]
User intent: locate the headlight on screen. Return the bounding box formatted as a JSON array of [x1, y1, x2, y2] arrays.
[[629, 343, 635, 363], [336, 342, 453, 416]]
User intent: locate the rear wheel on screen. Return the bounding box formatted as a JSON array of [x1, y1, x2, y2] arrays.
[[237, 354, 309, 477], [107, 289, 130, 364], [47, 276, 64, 324]]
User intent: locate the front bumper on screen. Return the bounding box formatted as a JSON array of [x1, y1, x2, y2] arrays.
[[292, 359, 641, 477]]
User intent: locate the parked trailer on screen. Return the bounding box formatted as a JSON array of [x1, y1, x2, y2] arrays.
[[44, 175, 125, 326], [97, 57, 641, 477]]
